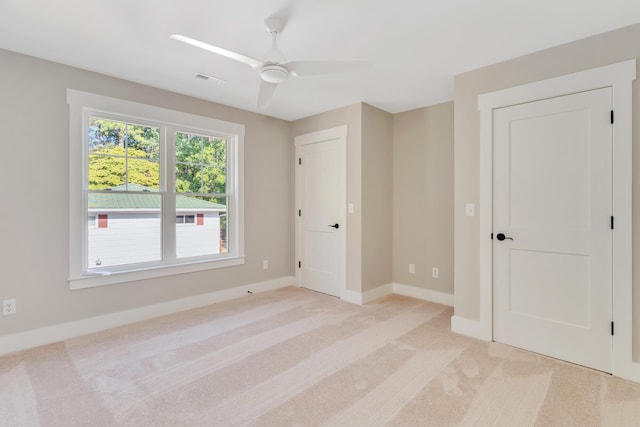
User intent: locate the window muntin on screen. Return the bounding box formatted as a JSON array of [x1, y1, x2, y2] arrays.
[[68, 89, 244, 288]]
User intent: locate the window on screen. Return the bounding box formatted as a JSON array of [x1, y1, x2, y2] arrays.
[[176, 215, 196, 224], [175, 214, 205, 225], [68, 90, 244, 289]]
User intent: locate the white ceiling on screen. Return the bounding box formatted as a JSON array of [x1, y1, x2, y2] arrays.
[[1, 0, 639, 121]]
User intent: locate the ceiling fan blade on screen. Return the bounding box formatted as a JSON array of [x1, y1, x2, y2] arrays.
[[257, 80, 278, 108], [287, 60, 372, 77], [170, 34, 263, 69]]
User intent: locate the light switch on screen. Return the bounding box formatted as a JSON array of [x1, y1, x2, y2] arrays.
[[465, 203, 475, 217], [348, 203, 354, 214]]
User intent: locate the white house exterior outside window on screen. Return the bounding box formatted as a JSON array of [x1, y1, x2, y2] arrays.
[[68, 90, 244, 289]]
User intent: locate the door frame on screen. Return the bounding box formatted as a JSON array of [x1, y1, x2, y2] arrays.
[[294, 125, 347, 297], [477, 60, 636, 380]]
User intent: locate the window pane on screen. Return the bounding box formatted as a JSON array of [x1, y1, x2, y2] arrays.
[[88, 117, 160, 191], [126, 158, 160, 189], [126, 124, 159, 160], [88, 117, 124, 155], [203, 137, 227, 193], [88, 154, 126, 190], [175, 132, 226, 194], [176, 133, 201, 163], [201, 163, 225, 194], [176, 163, 202, 193], [87, 193, 161, 268], [176, 196, 227, 258]]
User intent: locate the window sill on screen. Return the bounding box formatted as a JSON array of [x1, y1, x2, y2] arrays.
[[68, 256, 245, 290]]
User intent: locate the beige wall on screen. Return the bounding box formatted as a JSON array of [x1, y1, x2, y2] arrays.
[[393, 102, 454, 294], [0, 48, 293, 336], [361, 104, 394, 291], [453, 24, 640, 357], [291, 104, 363, 292], [4, 19, 636, 359], [0, 45, 455, 340], [292, 104, 398, 294]]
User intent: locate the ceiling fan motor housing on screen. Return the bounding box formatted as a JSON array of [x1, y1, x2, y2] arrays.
[[261, 64, 289, 83]]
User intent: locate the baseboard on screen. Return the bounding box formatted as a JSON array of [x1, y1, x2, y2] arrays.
[[616, 361, 640, 384], [340, 288, 364, 305], [341, 284, 393, 305], [392, 283, 454, 306], [363, 284, 394, 303], [0, 276, 295, 357], [341, 283, 453, 307], [450, 315, 492, 341]]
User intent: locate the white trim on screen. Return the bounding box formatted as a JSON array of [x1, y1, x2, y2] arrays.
[[295, 125, 348, 146], [295, 125, 348, 298], [0, 276, 295, 357], [340, 283, 453, 307], [363, 284, 394, 303], [472, 59, 638, 382], [67, 89, 245, 134], [477, 61, 635, 111], [340, 285, 393, 305], [392, 283, 454, 306], [70, 256, 245, 290], [451, 316, 491, 340], [341, 287, 387, 305], [341, 288, 365, 305]]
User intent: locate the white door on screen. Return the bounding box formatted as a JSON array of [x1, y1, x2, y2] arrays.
[[295, 127, 346, 297], [493, 88, 613, 372]]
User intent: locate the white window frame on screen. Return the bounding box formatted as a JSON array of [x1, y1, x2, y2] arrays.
[[67, 89, 244, 290]]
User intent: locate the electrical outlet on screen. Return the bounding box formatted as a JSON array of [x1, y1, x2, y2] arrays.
[[409, 263, 415, 274], [432, 268, 439, 279], [3, 299, 16, 315], [262, 259, 269, 270]]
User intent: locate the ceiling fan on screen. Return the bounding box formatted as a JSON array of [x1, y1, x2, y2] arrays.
[[171, 17, 369, 108]]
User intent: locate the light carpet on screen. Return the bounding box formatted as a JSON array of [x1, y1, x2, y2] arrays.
[[1, 287, 640, 426]]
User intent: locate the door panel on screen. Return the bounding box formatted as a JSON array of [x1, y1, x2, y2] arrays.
[[509, 250, 589, 328], [493, 88, 612, 372], [297, 134, 346, 297], [508, 109, 590, 231]]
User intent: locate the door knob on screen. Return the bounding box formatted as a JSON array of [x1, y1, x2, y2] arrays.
[[328, 223, 339, 229], [496, 233, 513, 241]]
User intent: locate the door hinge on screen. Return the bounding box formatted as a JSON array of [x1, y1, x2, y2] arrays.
[[611, 216, 614, 230], [298, 157, 302, 165], [611, 321, 615, 336], [298, 209, 302, 217], [298, 261, 301, 268], [610, 110, 614, 124], [491, 233, 494, 240]]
